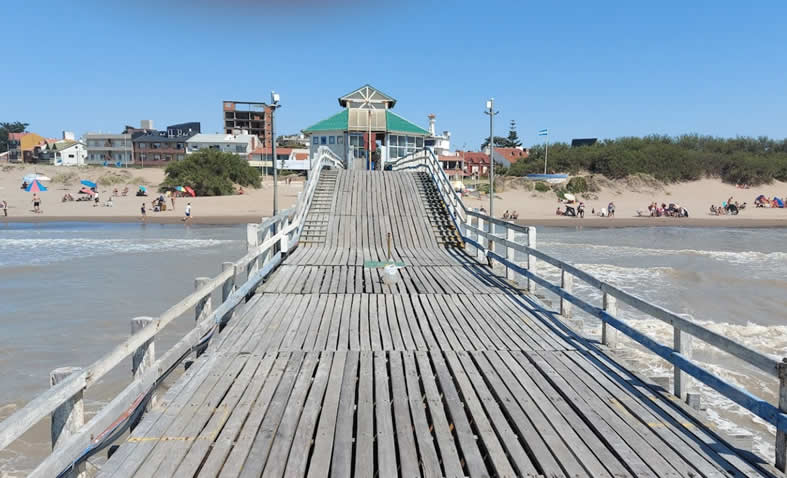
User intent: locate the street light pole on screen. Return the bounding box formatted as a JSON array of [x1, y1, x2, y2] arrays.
[[484, 98, 498, 218], [270, 91, 280, 219]]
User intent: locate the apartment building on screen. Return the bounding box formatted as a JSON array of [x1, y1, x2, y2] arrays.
[[222, 101, 272, 148]]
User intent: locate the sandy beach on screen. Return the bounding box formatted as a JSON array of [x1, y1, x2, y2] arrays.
[[0, 164, 301, 224], [1, 164, 786, 227]]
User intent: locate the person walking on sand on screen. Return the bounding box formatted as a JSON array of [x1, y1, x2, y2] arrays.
[[170, 194, 175, 211], [2, 200, 7, 217], [32, 193, 41, 214], [94, 191, 100, 207], [140, 202, 146, 221], [183, 202, 192, 223]]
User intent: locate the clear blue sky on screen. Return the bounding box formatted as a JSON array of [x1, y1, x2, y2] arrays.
[[3, 0, 786, 149]]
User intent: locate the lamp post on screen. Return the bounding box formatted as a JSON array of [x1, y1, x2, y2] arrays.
[[484, 98, 498, 218], [270, 91, 281, 219]]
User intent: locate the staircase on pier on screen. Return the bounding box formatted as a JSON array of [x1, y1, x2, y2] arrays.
[[414, 171, 463, 248], [298, 170, 337, 245]]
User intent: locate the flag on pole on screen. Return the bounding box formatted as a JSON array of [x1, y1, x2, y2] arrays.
[[538, 129, 548, 136]]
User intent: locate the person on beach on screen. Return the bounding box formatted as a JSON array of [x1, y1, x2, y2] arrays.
[[607, 202, 615, 217], [170, 194, 175, 211], [32, 194, 41, 214], [94, 192, 100, 207], [183, 202, 192, 223], [140, 202, 146, 221], [2, 199, 7, 216]]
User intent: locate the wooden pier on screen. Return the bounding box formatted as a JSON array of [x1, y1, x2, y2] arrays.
[[1, 148, 785, 477], [97, 170, 781, 477]]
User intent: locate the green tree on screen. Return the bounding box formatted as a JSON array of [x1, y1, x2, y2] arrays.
[[0, 121, 29, 153], [481, 135, 516, 150], [160, 149, 261, 196], [506, 120, 522, 147]]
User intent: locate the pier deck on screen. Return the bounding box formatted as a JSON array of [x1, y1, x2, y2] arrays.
[[100, 171, 779, 477]]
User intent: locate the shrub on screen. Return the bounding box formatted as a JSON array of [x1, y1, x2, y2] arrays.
[[160, 150, 261, 196], [534, 182, 550, 192], [514, 134, 787, 185]]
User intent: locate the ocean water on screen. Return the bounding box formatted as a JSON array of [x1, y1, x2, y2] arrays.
[[1, 223, 785, 474], [523, 226, 787, 462], [0, 222, 245, 475]]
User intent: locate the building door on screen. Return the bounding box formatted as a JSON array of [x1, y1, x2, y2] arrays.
[[349, 133, 365, 170]]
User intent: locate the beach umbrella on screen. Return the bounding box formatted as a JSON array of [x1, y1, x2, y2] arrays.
[[81, 180, 97, 188], [26, 180, 47, 192], [79, 187, 95, 195], [138, 185, 147, 192], [184, 186, 196, 197], [23, 173, 51, 183], [175, 186, 186, 192], [563, 193, 576, 202]]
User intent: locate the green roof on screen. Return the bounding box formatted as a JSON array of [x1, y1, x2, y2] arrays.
[[386, 111, 429, 135], [302, 110, 348, 133], [302, 109, 429, 136]]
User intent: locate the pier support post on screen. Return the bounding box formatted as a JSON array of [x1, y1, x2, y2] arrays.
[[477, 216, 486, 261], [673, 326, 693, 399], [246, 223, 260, 277], [776, 358, 786, 472], [50, 367, 84, 477], [560, 269, 573, 318], [221, 262, 237, 327], [506, 227, 516, 282], [526, 226, 537, 294], [602, 293, 617, 349], [131, 317, 156, 413]]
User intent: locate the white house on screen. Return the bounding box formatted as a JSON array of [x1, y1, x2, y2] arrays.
[[186, 132, 258, 157], [44, 140, 87, 166]]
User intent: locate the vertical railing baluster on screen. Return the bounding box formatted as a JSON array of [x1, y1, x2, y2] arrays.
[[673, 326, 692, 399], [131, 317, 156, 414], [560, 268, 573, 318], [602, 292, 617, 349], [506, 226, 515, 282], [50, 368, 85, 477], [526, 226, 537, 294], [776, 359, 786, 472]]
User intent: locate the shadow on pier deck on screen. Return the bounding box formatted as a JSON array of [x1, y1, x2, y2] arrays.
[[101, 171, 780, 478]]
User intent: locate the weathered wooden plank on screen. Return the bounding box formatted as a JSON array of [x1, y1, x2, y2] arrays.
[[354, 350, 375, 477]]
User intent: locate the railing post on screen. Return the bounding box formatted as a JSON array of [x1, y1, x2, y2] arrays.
[[506, 226, 515, 282], [220, 262, 237, 327], [281, 217, 290, 254], [602, 292, 618, 349], [673, 326, 693, 399], [50, 367, 84, 449], [526, 226, 537, 294], [776, 358, 786, 472], [477, 215, 486, 261], [464, 211, 473, 251], [246, 223, 260, 277], [560, 268, 573, 318], [131, 317, 156, 412], [261, 222, 274, 266], [195, 277, 212, 323]]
